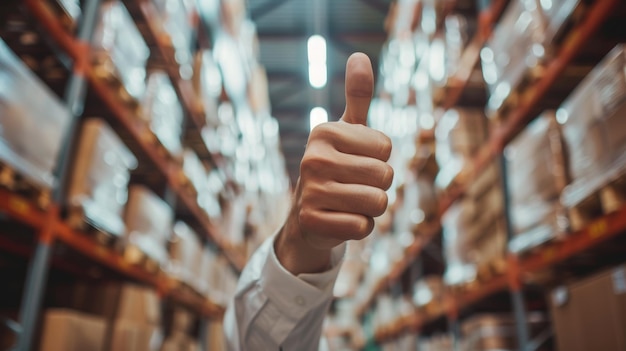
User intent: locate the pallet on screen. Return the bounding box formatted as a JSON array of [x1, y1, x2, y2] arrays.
[[568, 169, 626, 232], [0, 162, 51, 209], [175, 170, 198, 198], [91, 58, 142, 112], [66, 206, 124, 250], [476, 257, 507, 283], [123, 244, 161, 275]]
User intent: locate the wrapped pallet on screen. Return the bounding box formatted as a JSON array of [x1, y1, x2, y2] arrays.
[[435, 108, 487, 190], [192, 50, 222, 125], [167, 221, 203, 289], [505, 112, 569, 253], [67, 118, 137, 238], [124, 185, 173, 268], [181, 149, 208, 195], [459, 313, 549, 351], [91, 1, 150, 101], [152, 0, 196, 68], [481, 0, 546, 117], [442, 200, 477, 286], [39, 309, 107, 351], [142, 72, 184, 158], [0, 39, 72, 190], [559, 44, 626, 228]]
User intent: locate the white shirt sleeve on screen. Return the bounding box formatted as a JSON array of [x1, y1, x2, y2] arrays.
[[224, 234, 346, 351]]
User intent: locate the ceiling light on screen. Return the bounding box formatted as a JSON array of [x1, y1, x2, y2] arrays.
[[308, 35, 327, 89], [310, 107, 328, 131]]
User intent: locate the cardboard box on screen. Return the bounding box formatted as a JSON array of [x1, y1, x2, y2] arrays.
[[81, 284, 162, 326], [110, 321, 163, 351], [550, 265, 626, 351], [39, 309, 106, 351], [125, 186, 174, 266], [67, 118, 137, 237], [0, 39, 71, 190]]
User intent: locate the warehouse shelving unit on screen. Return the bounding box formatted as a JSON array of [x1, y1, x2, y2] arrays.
[[350, 0, 625, 348], [0, 0, 245, 349]]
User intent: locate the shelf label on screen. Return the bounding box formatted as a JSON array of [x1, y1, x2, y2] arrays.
[[588, 219, 608, 239]]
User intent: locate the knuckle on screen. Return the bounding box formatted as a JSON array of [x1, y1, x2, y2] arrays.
[[371, 190, 388, 217], [378, 133, 393, 161], [300, 153, 329, 175], [380, 164, 394, 190], [298, 208, 316, 230], [351, 217, 375, 240]]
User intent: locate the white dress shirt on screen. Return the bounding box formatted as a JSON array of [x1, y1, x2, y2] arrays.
[[224, 235, 346, 351]]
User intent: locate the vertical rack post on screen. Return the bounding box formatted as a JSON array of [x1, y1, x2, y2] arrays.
[[499, 153, 530, 351], [15, 209, 56, 351], [16, 1, 102, 350], [53, 0, 102, 203], [199, 317, 210, 351]]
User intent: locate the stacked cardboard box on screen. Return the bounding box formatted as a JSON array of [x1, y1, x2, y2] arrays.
[[168, 221, 203, 289], [505, 113, 569, 253], [124, 186, 174, 268], [0, 39, 71, 190], [68, 118, 138, 238], [559, 44, 626, 228], [161, 307, 199, 351], [142, 72, 184, 159], [549, 264, 626, 351], [39, 310, 107, 351], [443, 163, 506, 286], [435, 108, 488, 191], [91, 1, 149, 101]]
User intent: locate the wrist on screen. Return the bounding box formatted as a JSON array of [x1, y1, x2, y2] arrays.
[[275, 212, 333, 276]]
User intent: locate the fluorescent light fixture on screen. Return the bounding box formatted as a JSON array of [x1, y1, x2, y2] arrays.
[[310, 107, 328, 131], [309, 64, 327, 89], [307, 35, 327, 64], [308, 35, 327, 88]]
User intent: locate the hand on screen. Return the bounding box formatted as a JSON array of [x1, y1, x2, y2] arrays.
[[276, 53, 393, 275]]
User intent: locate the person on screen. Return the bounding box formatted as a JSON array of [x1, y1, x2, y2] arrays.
[[224, 53, 394, 350]]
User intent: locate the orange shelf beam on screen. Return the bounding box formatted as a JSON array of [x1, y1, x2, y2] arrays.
[[0, 188, 46, 228]]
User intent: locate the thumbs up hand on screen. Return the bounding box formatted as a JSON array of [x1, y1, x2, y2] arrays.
[[275, 53, 393, 275]]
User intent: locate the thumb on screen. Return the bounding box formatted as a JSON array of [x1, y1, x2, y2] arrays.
[[341, 53, 374, 125]]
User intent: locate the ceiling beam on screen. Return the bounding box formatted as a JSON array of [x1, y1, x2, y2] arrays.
[[250, 0, 294, 21]]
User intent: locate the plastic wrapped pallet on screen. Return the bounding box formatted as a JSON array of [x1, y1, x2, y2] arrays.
[[181, 149, 208, 194], [435, 108, 487, 190], [92, 1, 150, 100], [124, 185, 173, 267], [142, 72, 184, 158], [505, 112, 569, 253], [559, 44, 626, 224], [152, 0, 196, 67], [442, 200, 477, 286], [481, 0, 546, 117], [413, 276, 445, 317], [0, 39, 72, 189], [535, 0, 581, 46], [459, 313, 549, 351], [197, 246, 218, 296], [192, 50, 222, 125], [39, 309, 107, 351], [167, 222, 203, 288], [67, 119, 137, 238]]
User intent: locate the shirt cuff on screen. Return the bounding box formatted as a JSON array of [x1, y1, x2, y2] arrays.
[[259, 236, 346, 322]]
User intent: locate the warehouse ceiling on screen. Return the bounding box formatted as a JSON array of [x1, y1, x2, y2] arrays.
[[248, 0, 391, 185]]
